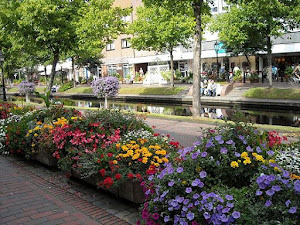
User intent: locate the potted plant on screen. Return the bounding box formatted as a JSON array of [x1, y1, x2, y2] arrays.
[[249, 71, 259, 83], [284, 67, 293, 82]]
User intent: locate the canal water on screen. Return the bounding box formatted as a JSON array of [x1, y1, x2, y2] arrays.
[[11, 97, 300, 127], [57, 98, 300, 127]]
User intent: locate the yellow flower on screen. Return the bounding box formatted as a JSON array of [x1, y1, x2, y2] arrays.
[[130, 141, 136, 144], [243, 158, 251, 165], [132, 154, 140, 160], [162, 158, 169, 163], [157, 158, 163, 164], [142, 157, 148, 164], [238, 160, 241, 163], [290, 173, 300, 180], [71, 117, 78, 120], [31, 143, 35, 147], [121, 145, 128, 151], [195, 166, 201, 173], [34, 133, 38, 137], [274, 167, 281, 172], [26, 134, 29, 137], [113, 160, 118, 164], [241, 152, 248, 158], [255, 154, 264, 162], [230, 161, 239, 168], [36, 121, 42, 125], [269, 159, 276, 164], [33, 126, 40, 131], [28, 130, 33, 133], [154, 163, 160, 167], [182, 180, 187, 185], [116, 143, 120, 148]]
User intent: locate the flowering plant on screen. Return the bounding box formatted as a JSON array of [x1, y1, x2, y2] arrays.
[[139, 121, 298, 225], [18, 81, 36, 95]]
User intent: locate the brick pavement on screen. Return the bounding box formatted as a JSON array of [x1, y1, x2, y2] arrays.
[[0, 156, 139, 225]]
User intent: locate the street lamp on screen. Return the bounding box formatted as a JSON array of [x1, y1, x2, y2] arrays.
[[0, 50, 7, 102], [214, 40, 221, 79]]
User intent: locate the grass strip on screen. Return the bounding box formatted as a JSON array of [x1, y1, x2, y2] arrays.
[[243, 87, 300, 100]]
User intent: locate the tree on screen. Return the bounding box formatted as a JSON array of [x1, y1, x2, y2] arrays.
[[223, 0, 300, 88], [210, 6, 266, 67], [16, 0, 83, 92], [143, 0, 212, 117], [128, 6, 195, 87], [76, 0, 130, 59]]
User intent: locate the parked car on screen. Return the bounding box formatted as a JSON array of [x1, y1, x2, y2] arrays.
[[51, 85, 59, 92]]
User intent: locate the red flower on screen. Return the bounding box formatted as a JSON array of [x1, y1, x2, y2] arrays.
[[107, 153, 113, 157], [56, 154, 60, 159], [138, 158, 143, 162], [127, 173, 134, 179], [103, 177, 114, 188], [97, 159, 101, 163], [135, 173, 142, 179], [100, 154, 104, 158], [152, 126, 156, 129], [99, 169, 106, 177], [115, 173, 122, 180], [153, 133, 159, 137]]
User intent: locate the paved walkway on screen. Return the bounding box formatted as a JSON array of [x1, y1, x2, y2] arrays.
[[0, 156, 139, 225]]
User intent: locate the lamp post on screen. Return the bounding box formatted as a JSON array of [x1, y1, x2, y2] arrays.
[[0, 50, 7, 102], [214, 41, 221, 79]]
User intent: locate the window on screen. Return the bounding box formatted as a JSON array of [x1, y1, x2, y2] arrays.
[[106, 42, 115, 51], [123, 64, 133, 78], [121, 38, 131, 49], [221, 0, 229, 11], [210, 0, 218, 13], [108, 65, 117, 76]]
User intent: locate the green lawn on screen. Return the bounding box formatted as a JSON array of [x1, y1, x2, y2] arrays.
[[243, 88, 300, 100], [118, 87, 186, 95], [7, 87, 46, 93], [62, 86, 186, 95], [63, 87, 93, 94]]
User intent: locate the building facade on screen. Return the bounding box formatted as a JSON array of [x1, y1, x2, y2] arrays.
[[100, 0, 300, 81]]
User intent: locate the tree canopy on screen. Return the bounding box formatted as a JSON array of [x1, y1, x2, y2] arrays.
[[143, 0, 213, 116], [214, 0, 299, 87], [129, 5, 195, 87]]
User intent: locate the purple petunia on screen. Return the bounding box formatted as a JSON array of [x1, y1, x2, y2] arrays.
[[285, 200, 291, 207], [203, 212, 210, 219], [191, 151, 200, 160], [232, 211, 240, 219], [238, 135, 245, 140], [192, 179, 201, 187], [265, 200, 272, 207], [225, 195, 233, 201], [271, 185, 281, 192], [201, 151, 208, 157], [267, 150, 275, 156], [266, 189, 275, 196], [220, 147, 228, 154], [289, 207, 297, 214], [283, 170, 290, 178], [168, 180, 175, 187], [177, 167, 184, 173], [200, 171, 207, 179], [186, 212, 195, 221], [256, 146, 262, 153], [226, 140, 235, 145], [256, 190, 263, 196], [294, 180, 300, 192], [164, 216, 170, 222], [206, 141, 215, 148], [246, 146, 253, 152], [235, 152, 241, 157], [193, 193, 200, 199], [186, 187, 192, 193]]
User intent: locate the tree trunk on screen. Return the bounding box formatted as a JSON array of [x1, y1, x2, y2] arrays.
[[192, 0, 203, 117], [25, 93, 30, 103], [44, 66, 47, 87], [72, 57, 76, 88], [266, 35, 272, 88], [104, 94, 108, 109], [170, 50, 174, 87], [47, 50, 60, 93]]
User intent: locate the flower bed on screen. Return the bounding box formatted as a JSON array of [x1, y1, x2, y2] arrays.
[[1, 103, 299, 224], [138, 122, 300, 225]]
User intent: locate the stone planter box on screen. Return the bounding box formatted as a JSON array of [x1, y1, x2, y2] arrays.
[[34, 148, 58, 168], [71, 170, 144, 203]]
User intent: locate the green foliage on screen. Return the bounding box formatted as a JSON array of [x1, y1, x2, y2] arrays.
[[59, 82, 73, 92], [35, 91, 52, 109], [284, 67, 294, 78], [161, 71, 171, 81], [76, 0, 130, 57]]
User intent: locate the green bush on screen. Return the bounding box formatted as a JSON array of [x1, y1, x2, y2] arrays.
[[59, 82, 73, 92]]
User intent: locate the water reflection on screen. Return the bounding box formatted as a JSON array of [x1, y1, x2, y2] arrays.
[[57, 99, 299, 127], [9, 97, 300, 127]]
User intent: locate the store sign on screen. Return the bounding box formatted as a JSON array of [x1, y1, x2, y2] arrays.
[[218, 42, 226, 53]]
